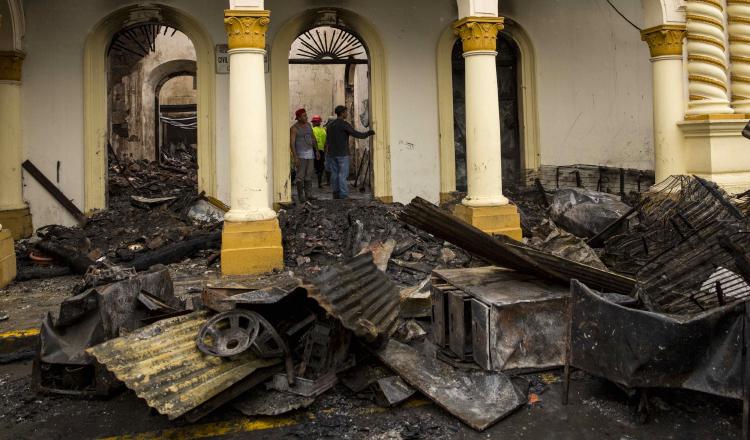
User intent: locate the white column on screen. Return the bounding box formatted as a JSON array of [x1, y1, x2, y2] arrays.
[[453, 17, 508, 207], [224, 46, 275, 222], [653, 57, 688, 179], [641, 25, 688, 180], [0, 79, 24, 212], [223, 9, 275, 222], [463, 50, 508, 206], [727, 1, 750, 112], [686, 0, 733, 115]]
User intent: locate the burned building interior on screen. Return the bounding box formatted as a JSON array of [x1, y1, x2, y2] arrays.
[[4, 1, 750, 439]]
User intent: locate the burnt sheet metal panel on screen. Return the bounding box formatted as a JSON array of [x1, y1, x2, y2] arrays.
[[471, 300, 491, 370], [488, 294, 568, 372], [87, 311, 280, 419], [434, 266, 569, 372], [570, 280, 747, 400], [431, 282, 450, 347], [448, 291, 472, 360], [374, 339, 526, 431], [308, 252, 400, 342]]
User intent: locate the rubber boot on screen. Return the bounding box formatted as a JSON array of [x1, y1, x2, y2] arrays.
[[304, 180, 317, 200], [297, 184, 305, 204], [317, 173, 323, 189]]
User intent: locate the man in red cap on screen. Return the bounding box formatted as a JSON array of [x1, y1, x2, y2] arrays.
[[290, 108, 319, 203], [311, 115, 327, 188]]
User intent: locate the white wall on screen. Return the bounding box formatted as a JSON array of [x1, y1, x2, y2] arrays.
[[503, 0, 654, 170], [20, 0, 653, 228], [21, 0, 229, 229]]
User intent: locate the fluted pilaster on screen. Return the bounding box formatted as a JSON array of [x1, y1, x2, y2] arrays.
[[686, 0, 733, 115]]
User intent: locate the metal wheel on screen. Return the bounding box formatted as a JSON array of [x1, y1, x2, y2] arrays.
[[196, 310, 261, 357]]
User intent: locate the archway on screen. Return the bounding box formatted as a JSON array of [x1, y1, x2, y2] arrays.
[[83, 4, 215, 213], [436, 20, 539, 199], [271, 9, 391, 204], [287, 25, 372, 199], [148, 59, 197, 161]]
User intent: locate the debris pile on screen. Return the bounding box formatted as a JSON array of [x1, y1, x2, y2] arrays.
[[279, 200, 475, 285], [15, 155, 222, 281], [13, 172, 750, 436]]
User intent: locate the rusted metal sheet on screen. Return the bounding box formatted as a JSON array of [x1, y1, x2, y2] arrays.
[[202, 273, 301, 312], [399, 197, 636, 294], [307, 252, 400, 342], [87, 311, 280, 420], [374, 339, 526, 431]]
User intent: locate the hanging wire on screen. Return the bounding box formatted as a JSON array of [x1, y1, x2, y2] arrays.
[[605, 0, 643, 32]]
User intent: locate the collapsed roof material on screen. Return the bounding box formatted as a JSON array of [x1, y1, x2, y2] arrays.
[[398, 197, 635, 294], [87, 311, 280, 419], [307, 252, 400, 342]]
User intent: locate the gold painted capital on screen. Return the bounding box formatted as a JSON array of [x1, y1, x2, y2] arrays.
[[641, 24, 687, 58], [224, 10, 271, 50], [453, 16, 505, 53], [0, 51, 25, 81]]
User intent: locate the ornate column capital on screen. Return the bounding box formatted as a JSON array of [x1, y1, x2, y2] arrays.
[[453, 16, 505, 53], [641, 24, 687, 58], [0, 51, 25, 81], [224, 10, 271, 50]]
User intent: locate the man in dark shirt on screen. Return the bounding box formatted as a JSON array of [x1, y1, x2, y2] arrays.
[[325, 105, 375, 199]]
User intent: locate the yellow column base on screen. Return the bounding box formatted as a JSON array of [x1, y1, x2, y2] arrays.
[[0, 207, 32, 240], [220, 218, 284, 276], [453, 204, 523, 241], [0, 229, 16, 288]]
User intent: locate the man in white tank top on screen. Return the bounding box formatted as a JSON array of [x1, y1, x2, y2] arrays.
[[290, 108, 320, 203]]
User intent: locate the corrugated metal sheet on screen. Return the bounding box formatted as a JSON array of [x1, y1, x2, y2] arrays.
[[399, 197, 636, 294], [308, 252, 400, 342], [87, 311, 280, 420]]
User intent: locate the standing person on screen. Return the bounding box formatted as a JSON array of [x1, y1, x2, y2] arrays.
[[325, 105, 375, 199], [290, 108, 319, 203], [311, 115, 327, 188]]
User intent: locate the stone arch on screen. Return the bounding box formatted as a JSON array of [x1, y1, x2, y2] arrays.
[[0, 0, 24, 51], [641, 0, 686, 28], [148, 59, 197, 160], [270, 9, 391, 203], [436, 19, 539, 198], [83, 4, 215, 212]]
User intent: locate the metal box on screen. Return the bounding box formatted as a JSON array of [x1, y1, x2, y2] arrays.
[[431, 266, 569, 372]]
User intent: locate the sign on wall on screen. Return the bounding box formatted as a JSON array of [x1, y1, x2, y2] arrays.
[[216, 44, 271, 74], [216, 44, 229, 74]]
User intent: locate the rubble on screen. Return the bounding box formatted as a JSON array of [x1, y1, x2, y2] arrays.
[[87, 311, 280, 419], [374, 338, 527, 431], [15, 155, 219, 281], [278, 200, 474, 285], [548, 187, 630, 238], [8, 171, 750, 437], [34, 266, 182, 396]]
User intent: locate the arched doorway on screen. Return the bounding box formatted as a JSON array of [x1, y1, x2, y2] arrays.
[[148, 59, 197, 161], [452, 33, 522, 192], [271, 9, 391, 204], [287, 25, 372, 199], [436, 21, 539, 200], [83, 4, 215, 213]]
